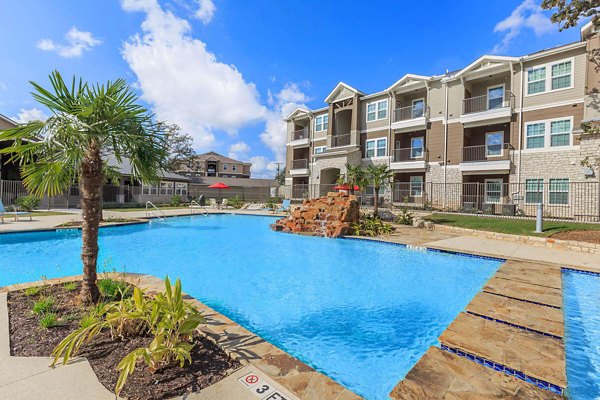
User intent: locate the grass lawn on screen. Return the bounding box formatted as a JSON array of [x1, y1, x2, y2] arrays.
[[424, 213, 600, 237], [31, 211, 73, 216], [105, 206, 188, 212]]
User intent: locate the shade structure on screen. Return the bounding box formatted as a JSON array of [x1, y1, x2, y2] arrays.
[[333, 184, 360, 191], [208, 182, 231, 205]]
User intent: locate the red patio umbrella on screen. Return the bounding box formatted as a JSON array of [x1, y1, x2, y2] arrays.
[[208, 182, 231, 205], [333, 184, 360, 191]]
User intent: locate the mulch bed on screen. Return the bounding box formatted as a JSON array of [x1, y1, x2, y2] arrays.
[[57, 218, 138, 228], [7, 282, 241, 400], [551, 230, 600, 244]]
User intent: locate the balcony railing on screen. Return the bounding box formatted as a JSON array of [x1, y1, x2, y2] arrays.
[[462, 91, 514, 115], [394, 104, 430, 122], [461, 143, 512, 162], [292, 128, 309, 141], [392, 147, 429, 162], [331, 133, 351, 147], [291, 159, 308, 169]]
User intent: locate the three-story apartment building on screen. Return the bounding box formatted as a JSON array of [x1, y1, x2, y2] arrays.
[[284, 21, 600, 218]]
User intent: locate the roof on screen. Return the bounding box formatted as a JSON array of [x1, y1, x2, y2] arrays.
[[0, 113, 18, 127], [190, 151, 252, 165], [105, 154, 189, 181], [324, 82, 365, 103], [284, 107, 311, 121], [386, 74, 432, 93], [445, 55, 519, 81]]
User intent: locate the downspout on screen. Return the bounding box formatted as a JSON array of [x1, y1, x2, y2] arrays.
[[517, 60, 525, 188], [443, 79, 449, 209], [308, 113, 314, 198], [388, 90, 394, 202]]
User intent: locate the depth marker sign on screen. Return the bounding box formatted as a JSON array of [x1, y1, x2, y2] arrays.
[[238, 371, 289, 400]]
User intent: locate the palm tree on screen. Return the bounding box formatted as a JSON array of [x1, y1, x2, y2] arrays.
[[344, 163, 366, 194], [0, 71, 167, 303], [366, 164, 393, 217]]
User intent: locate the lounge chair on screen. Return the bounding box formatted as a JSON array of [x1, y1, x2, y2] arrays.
[[208, 198, 218, 208], [275, 199, 291, 213], [0, 200, 32, 222]]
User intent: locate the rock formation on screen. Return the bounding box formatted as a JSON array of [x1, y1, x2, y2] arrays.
[[271, 192, 360, 238]]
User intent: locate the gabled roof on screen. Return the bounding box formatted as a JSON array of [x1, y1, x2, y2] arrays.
[[105, 154, 189, 181], [386, 74, 431, 92], [324, 82, 364, 103], [0, 113, 18, 127], [191, 151, 252, 166], [284, 107, 311, 122], [447, 55, 519, 80]]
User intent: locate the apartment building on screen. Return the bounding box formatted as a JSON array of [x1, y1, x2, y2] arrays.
[[284, 21, 600, 218], [175, 151, 252, 180]]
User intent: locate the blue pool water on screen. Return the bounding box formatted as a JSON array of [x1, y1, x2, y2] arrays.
[[564, 269, 600, 399], [0, 214, 500, 399]]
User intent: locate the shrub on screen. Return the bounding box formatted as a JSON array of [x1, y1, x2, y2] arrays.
[[80, 313, 98, 328], [39, 313, 58, 329], [170, 195, 182, 207], [24, 286, 41, 297], [15, 195, 39, 212], [394, 208, 414, 225], [63, 282, 77, 291], [52, 277, 205, 396], [32, 297, 54, 315], [227, 196, 244, 209], [98, 278, 130, 301], [352, 215, 395, 237]]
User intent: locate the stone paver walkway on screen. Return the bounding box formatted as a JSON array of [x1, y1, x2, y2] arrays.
[[483, 276, 563, 308]]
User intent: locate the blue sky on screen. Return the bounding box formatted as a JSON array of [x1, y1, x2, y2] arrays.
[[0, 0, 585, 177]]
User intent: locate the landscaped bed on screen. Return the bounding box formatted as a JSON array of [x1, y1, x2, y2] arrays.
[[56, 217, 142, 228], [7, 279, 240, 400]]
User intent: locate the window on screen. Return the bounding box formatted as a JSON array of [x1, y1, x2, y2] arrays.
[[550, 119, 571, 147], [315, 115, 328, 132], [376, 138, 387, 157], [411, 137, 424, 158], [366, 100, 388, 121], [549, 178, 569, 205], [525, 179, 543, 204], [410, 176, 423, 197], [232, 164, 237, 171], [485, 179, 503, 204], [526, 58, 573, 95], [526, 123, 545, 149], [525, 118, 572, 149], [223, 163, 228, 171], [551, 61, 571, 90], [527, 67, 546, 94], [365, 140, 375, 158], [142, 184, 158, 195], [412, 99, 424, 118], [314, 146, 326, 154], [175, 182, 187, 196], [159, 181, 173, 195], [486, 132, 503, 156], [487, 86, 504, 110]]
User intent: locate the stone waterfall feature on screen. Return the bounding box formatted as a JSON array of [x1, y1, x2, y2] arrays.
[[271, 192, 360, 238]]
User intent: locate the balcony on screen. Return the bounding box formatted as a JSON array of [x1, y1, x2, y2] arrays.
[[290, 158, 309, 176], [459, 143, 512, 174], [287, 128, 310, 147], [390, 147, 428, 171], [460, 91, 515, 128], [391, 104, 429, 132], [331, 133, 351, 148]]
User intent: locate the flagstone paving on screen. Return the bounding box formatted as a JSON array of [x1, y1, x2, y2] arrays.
[[493, 260, 562, 289], [483, 276, 563, 308], [389, 347, 561, 400]]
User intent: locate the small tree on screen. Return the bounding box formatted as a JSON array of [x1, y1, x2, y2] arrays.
[[0, 71, 167, 303], [161, 123, 195, 171], [344, 163, 367, 194], [366, 164, 393, 217]]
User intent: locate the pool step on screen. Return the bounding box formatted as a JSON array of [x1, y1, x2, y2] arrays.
[[483, 276, 562, 308], [390, 346, 561, 399], [494, 261, 562, 290], [439, 312, 566, 390], [466, 292, 564, 338]]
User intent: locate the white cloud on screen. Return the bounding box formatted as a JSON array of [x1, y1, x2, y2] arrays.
[[195, 0, 216, 24], [12, 108, 48, 123], [121, 0, 266, 150], [249, 155, 280, 179], [492, 0, 555, 54], [228, 141, 250, 159], [37, 27, 102, 58]]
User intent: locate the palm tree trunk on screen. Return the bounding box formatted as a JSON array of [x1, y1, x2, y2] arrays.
[[79, 141, 102, 303], [373, 187, 379, 217]]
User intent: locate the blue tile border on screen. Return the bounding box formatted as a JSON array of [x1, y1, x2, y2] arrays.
[[483, 291, 561, 309], [341, 236, 506, 262], [440, 344, 564, 395], [466, 311, 562, 339], [561, 266, 600, 277]]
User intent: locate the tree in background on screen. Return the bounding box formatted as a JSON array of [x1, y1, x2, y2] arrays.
[[275, 167, 286, 186], [161, 123, 195, 171], [0, 71, 168, 303], [344, 163, 367, 194], [366, 164, 393, 217]]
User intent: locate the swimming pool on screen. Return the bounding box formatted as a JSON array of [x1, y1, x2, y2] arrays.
[[0, 214, 500, 399], [563, 269, 600, 399]]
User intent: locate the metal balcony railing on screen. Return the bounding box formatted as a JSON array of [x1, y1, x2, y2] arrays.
[[331, 133, 351, 147], [392, 147, 429, 162], [462, 90, 514, 115], [394, 104, 430, 122], [292, 128, 309, 141], [291, 159, 308, 169], [461, 143, 512, 162]]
